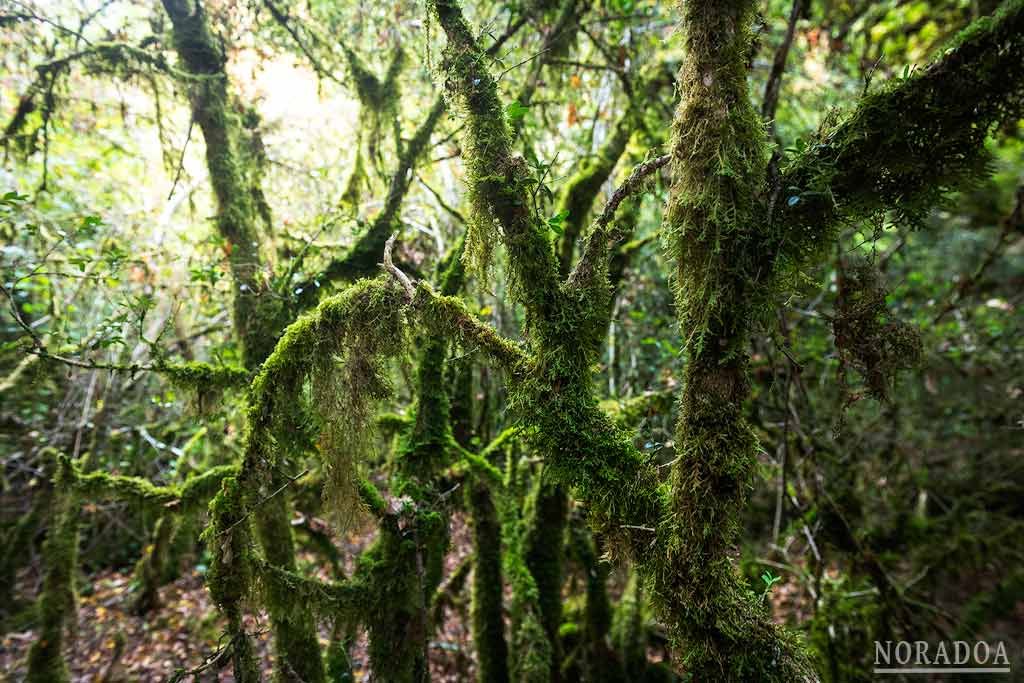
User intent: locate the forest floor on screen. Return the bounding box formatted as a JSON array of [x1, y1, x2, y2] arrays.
[[1, 514, 477, 682]]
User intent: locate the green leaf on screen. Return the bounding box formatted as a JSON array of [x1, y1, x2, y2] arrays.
[[505, 100, 529, 121], [547, 209, 570, 235]]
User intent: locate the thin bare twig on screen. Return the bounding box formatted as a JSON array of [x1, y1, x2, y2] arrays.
[[382, 232, 416, 300]]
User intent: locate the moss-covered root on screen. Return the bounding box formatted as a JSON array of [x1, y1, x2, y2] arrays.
[[467, 482, 510, 683], [26, 457, 78, 683], [132, 514, 179, 614]]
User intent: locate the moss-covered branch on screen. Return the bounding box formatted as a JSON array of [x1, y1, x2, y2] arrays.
[[72, 464, 239, 515], [413, 285, 529, 373], [555, 60, 673, 275], [431, 0, 563, 328], [295, 96, 448, 307], [771, 0, 1024, 278], [2, 41, 192, 155]]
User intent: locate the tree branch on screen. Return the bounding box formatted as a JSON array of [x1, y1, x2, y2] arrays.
[[431, 0, 563, 328], [566, 153, 670, 293], [771, 0, 1024, 273], [761, 0, 805, 133]]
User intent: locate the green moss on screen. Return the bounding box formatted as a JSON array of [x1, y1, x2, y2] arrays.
[[415, 287, 528, 372], [771, 0, 1024, 287], [159, 360, 249, 411], [833, 259, 922, 405], [244, 276, 409, 530], [202, 476, 260, 683], [257, 484, 326, 683], [432, 0, 563, 318], [467, 482, 510, 683], [26, 455, 77, 683], [338, 505, 448, 682], [342, 45, 404, 172], [651, 2, 818, 678], [70, 463, 237, 515], [487, 455, 554, 683]]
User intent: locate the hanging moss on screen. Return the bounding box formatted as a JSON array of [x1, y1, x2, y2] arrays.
[[833, 259, 922, 405], [432, 0, 563, 308], [243, 276, 409, 530], [159, 360, 250, 410], [341, 45, 405, 177]]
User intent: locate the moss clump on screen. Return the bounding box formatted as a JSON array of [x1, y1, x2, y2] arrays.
[[159, 360, 249, 411], [834, 259, 922, 404]]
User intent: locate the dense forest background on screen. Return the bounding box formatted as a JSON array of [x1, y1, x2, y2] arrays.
[[1, 0, 1022, 681]]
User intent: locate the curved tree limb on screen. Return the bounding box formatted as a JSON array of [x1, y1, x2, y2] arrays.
[[771, 0, 1024, 274]]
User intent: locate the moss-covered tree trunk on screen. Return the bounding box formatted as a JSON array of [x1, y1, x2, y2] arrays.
[[654, 2, 815, 678], [467, 480, 510, 683], [522, 479, 567, 681], [132, 514, 178, 614], [26, 456, 78, 683], [159, 1, 322, 680]]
